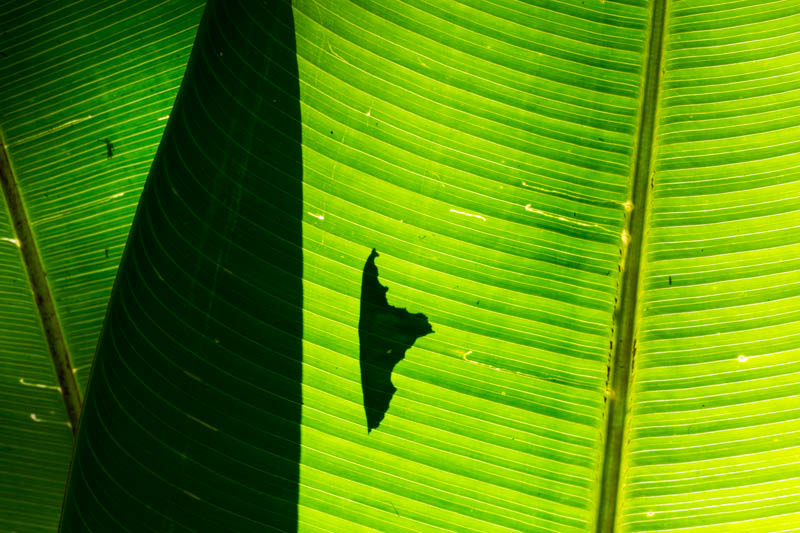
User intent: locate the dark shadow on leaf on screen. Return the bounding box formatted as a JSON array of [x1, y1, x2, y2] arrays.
[[359, 249, 433, 432], [60, 1, 304, 532]]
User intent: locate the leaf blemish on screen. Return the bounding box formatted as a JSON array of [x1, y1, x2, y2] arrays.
[[102, 138, 114, 159], [450, 208, 486, 221]]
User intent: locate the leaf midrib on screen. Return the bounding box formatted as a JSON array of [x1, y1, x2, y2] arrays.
[[0, 135, 82, 435], [596, 0, 668, 531]]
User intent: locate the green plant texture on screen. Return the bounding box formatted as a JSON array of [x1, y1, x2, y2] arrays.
[[0, 0, 799, 532]]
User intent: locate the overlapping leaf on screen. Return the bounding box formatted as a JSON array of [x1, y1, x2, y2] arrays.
[[0, 2, 203, 530]]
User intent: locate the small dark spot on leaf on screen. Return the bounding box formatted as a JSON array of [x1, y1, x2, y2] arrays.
[[330, 130, 333, 134], [0, 51, 7, 58], [104, 248, 109, 258], [668, 275, 672, 286], [102, 138, 114, 159]]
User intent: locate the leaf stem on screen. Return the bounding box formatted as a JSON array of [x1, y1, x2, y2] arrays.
[[0, 136, 82, 435], [596, 0, 667, 530]]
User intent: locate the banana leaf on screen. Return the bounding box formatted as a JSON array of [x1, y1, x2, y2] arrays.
[[0, 1, 204, 530], [1, 0, 798, 531]]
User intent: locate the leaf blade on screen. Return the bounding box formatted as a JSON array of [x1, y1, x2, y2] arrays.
[[619, 0, 800, 530]]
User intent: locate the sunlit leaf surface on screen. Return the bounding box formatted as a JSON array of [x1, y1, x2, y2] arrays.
[[619, 0, 800, 530], [2, 0, 799, 532], [292, 0, 646, 529]]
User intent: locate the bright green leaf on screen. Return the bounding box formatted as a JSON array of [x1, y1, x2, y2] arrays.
[[0, 0, 798, 532]]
